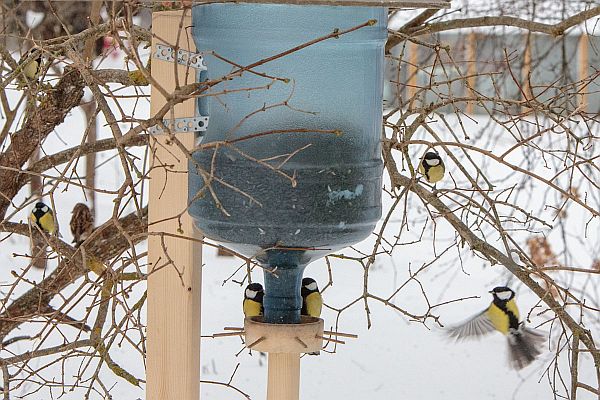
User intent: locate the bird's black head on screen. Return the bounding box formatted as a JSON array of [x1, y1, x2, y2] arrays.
[[27, 47, 42, 63], [489, 286, 515, 302], [32, 202, 50, 217], [423, 151, 442, 166], [301, 277, 319, 296], [245, 282, 264, 302]]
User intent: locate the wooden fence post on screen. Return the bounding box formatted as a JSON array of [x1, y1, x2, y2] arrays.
[[146, 10, 202, 400]]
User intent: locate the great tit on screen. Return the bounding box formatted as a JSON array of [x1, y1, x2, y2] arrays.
[[30, 202, 57, 235], [70, 203, 94, 246], [243, 282, 267, 363], [243, 282, 264, 318], [418, 151, 445, 185], [18, 48, 42, 87], [301, 277, 322, 318], [447, 286, 545, 369], [301, 277, 323, 355]]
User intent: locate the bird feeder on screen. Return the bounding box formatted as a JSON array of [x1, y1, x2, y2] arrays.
[[186, 1, 449, 399]]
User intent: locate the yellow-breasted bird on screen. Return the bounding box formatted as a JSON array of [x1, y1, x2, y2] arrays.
[[17, 48, 42, 87], [70, 203, 94, 246], [243, 282, 267, 363], [301, 277, 323, 355], [418, 151, 445, 185], [243, 282, 264, 318], [301, 277, 322, 318], [447, 286, 545, 369], [30, 202, 57, 235]]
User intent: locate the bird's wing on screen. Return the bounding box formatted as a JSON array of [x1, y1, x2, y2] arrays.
[[446, 309, 497, 340]]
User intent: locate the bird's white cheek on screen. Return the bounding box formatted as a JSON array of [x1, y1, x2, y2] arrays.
[[496, 291, 512, 301], [246, 289, 257, 298]]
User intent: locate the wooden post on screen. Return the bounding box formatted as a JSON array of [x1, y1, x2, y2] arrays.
[[244, 316, 323, 400], [81, 101, 97, 212], [267, 353, 301, 400], [83, 0, 102, 214], [578, 34, 589, 113], [466, 31, 477, 115], [522, 34, 532, 102], [30, 147, 46, 269], [406, 40, 419, 106], [146, 10, 201, 400]]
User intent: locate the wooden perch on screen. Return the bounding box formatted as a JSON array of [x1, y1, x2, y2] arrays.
[[223, 326, 244, 331], [323, 330, 358, 339], [247, 336, 266, 349], [212, 331, 245, 338], [294, 337, 308, 348], [316, 335, 345, 345]]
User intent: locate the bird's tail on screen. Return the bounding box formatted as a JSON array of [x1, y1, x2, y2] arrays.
[[506, 324, 546, 369]]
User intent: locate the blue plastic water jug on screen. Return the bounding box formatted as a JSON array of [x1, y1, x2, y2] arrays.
[[189, 4, 386, 323]]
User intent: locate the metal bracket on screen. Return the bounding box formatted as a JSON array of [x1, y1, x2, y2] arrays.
[[147, 117, 209, 135], [151, 44, 210, 135], [154, 44, 207, 70]]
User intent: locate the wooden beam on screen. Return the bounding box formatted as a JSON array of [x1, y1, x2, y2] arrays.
[[146, 10, 201, 400]]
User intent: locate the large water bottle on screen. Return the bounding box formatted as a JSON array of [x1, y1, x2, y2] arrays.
[[189, 4, 386, 323]]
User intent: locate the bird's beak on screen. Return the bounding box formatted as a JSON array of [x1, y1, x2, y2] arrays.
[[488, 290, 494, 294]]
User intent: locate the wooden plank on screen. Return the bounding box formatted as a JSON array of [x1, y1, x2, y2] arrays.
[[146, 10, 201, 400], [267, 353, 301, 400]]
